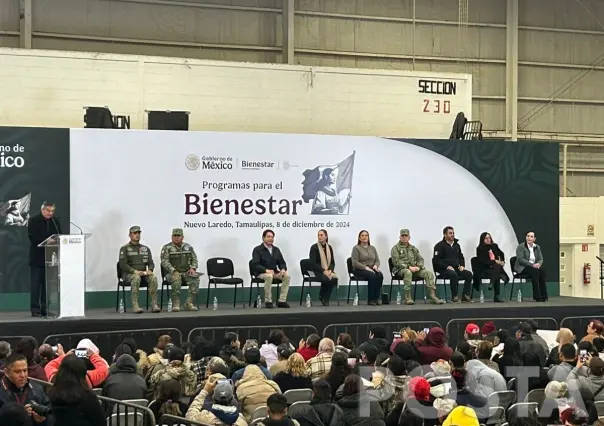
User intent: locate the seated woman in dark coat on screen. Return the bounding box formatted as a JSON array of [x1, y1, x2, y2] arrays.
[[309, 229, 338, 306], [474, 232, 509, 303]]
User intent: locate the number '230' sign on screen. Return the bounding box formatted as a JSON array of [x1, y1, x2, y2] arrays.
[[423, 99, 451, 114]]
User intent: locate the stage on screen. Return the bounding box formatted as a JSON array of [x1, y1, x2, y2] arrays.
[[1, 296, 602, 358]]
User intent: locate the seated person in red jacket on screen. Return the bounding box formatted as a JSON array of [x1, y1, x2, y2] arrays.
[[45, 340, 108, 388], [418, 327, 453, 366], [298, 334, 321, 362]]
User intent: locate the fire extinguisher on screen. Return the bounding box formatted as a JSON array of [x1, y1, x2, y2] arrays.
[[584, 263, 591, 284]]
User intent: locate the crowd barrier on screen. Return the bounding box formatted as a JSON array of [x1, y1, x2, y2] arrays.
[[159, 414, 206, 425], [322, 321, 442, 345], [29, 378, 156, 426], [43, 328, 183, 362], [0, 335, 36, 347], [560, 316, 604, 341], [446, 317, 558, 347], [187, 325, 318, 346]]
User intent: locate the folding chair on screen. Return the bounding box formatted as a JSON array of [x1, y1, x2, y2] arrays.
[[524, 388, 546, 408], [284, 388, 313, 404], [300, 259, 339, 306], [346, 257, 364, 304], [488, 390, 516, 412]]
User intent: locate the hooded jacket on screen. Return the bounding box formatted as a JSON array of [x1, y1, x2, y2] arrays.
[[236, 365, 281, 421], [418, 328, 453, 365], [186, 389, 247, 426], [465, 359, 507, 398], [336, 392, 385, 426], [27, 362, 48, 382], [149, 361, 197, 399], [292, 398, 345, 426], [567, 366, 604, 403], [517, 334, 547, 366], [102, 354, 147, 401], [45, 352, 109, 388]]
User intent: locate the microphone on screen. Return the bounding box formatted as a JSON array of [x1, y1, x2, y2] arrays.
[[50, 217, 61, 236], [70, 221, 84, 235]]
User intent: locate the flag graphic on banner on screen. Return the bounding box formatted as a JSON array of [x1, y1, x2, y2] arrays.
[[301, 152, 355, 215], [0, 193, 31, 227]]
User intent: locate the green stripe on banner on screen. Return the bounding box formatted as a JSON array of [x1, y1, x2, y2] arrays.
[[0, 283, 560, 311]]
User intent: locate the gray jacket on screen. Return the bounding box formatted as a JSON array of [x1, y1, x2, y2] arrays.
[[465, 359, 507, 398], [567, 366, 604, 402], [514, 243, 544, 274]]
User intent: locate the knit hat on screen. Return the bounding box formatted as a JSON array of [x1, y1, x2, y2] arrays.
[[77, 339, 99, 354], [545, 381, 568, 399], [443, 406, 479, 426], [409, 376, 431, 401], [214, 380, 234, 404], [434, 398, 457, 419], [481, 321, 496, 336], [430, 359, 452, 376], [465, 323, 480, 335]]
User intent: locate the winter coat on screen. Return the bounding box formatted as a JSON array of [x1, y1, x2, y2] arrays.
[[148, 361, 197, 399], [292, 399, 345, 426], [567, 366, 604, 402], [0, 377, 52, 426], [336, 393, 384, 426], [517, 335, 547, 366], [298, 347, 319, 362], [465, 359, 507, 398], [102, 354, 147, 401], [236, 365, 281, 421], [45, 353, 109, 388], [186, 389, 248, 426], [27, 362, 48, 382], [273, 372, 313, 394], [418, 328, 453, 365]]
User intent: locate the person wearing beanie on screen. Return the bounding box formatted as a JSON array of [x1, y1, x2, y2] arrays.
[[418, 328, 453, 365], [102, 354, 147, 402], [443, 406, 479, 426], [186, 378, 246, 426], [481, 322, 496, 338], [395, 377, 438, 426]]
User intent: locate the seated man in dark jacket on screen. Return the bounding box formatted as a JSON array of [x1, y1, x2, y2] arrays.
[[251, 229, 291, 309], [292, 379, 344, 426], [516, 323, 547, 366], [0, 353, 52, 426], [432, 226, 473, 303]]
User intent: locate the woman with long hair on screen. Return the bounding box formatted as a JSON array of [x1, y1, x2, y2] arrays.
[[273, 352, 312, 393], [475, 232, 509, 302], [323, 352, 352, 400], [493, 338, 523, 381], [351, 230, 383, 306], [309, 229, 338, 305], [149, 379, 189, 421], [547, 328, 575, 366], [48, 355, 105, 426], [335, 333, 355, 354], [311, 168, 351, 215]]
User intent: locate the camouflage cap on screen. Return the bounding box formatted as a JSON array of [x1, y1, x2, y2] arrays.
[[129, 226, 141, 233], [172, 228, 184, 236], [400, 229, 410, 236]]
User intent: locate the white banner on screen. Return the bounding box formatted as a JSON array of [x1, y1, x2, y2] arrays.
[[70, 130, 516, 292]]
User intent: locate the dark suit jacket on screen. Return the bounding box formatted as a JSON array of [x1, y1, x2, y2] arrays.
[[309, 243, 335, 275], [432, 238, 465, 272], [28, 213, 62, 267], [514, 242, 544, 273], [251, 244, 287, 276]]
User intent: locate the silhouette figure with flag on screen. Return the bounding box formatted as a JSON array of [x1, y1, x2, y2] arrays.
[[301, 152, 355, 215], [0, 193, 31, 226]]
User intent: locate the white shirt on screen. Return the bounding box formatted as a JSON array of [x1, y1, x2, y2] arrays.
[[528, 244, 535, 263]]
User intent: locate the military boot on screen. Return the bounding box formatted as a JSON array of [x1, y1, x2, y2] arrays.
[[171, 294, 180, 312], [184, 294, 198, 311], [131, 298, 143, 314], [404, 289, 415, 305], [428, 288, 445, 304], [151, 294, 161, 313]]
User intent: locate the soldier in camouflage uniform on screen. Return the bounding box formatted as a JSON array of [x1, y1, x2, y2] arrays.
[[118, 225, 160, 313], [160, 228, 200, 312], [390, 228, 444, 305]]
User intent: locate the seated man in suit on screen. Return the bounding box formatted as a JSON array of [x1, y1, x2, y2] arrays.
[[390, 228, 444, 305], [432, 226, 473, 303], [251, 229, 291, 309]]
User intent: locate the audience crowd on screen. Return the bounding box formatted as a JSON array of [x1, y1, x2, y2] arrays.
[[0, 320, 603, 426]]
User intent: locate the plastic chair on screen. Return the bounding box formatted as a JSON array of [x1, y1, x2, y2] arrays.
[[524, 388, 546, 408], [206, 257, 244, 308], [288, 401, 312, 416], [251, 406, 267, 421], [488, 390, 516, 411], [346, 257, 364, 304], [507, 402, 538, 417], [284, 388, 313, 404], [487, 406, 505, 425], [388, 257, 427, 303]]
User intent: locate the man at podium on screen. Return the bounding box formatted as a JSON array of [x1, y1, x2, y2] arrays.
[[118, 226, 160, 314], [27, 202, 62, 317]]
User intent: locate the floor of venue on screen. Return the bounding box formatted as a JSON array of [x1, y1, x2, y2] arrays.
[[2, 296, 601, 347]]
